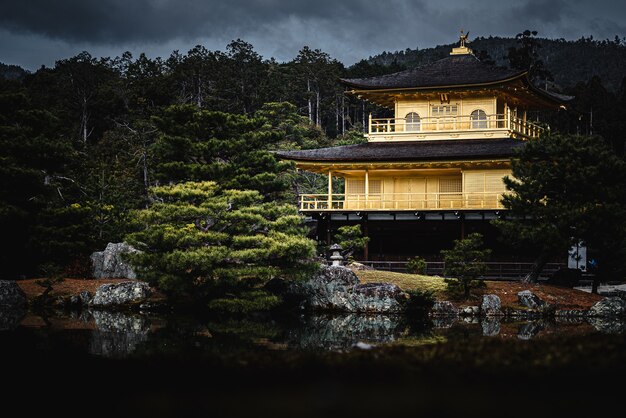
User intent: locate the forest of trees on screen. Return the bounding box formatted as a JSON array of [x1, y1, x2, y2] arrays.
[[1, 33, 625, 282]]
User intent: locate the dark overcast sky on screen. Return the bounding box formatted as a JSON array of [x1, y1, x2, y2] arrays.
[[1, 0, 625, 70]]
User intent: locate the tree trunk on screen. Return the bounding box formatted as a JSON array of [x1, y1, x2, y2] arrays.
[[522, 252, 550, 283], [591, 276, 600, 294], [307, 79, 312, 123], [341, 95, 346, 135], [316, 90, 320, 127]]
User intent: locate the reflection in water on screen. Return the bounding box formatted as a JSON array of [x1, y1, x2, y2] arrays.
[[517, 321, 545, 340], [89, 310, 150, 357], [4, 308, 625, 359], [288, 314, 408, 350], [481, 318, 501, 337], [0, 308, 26, 331], [587, 317, 625, 334]]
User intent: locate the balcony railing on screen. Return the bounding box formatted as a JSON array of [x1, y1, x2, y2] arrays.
[[368, 113, 545, 140], [299, 192, 506, 211]]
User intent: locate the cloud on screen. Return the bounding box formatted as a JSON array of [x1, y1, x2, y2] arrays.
[[0, 0, 624, 70]]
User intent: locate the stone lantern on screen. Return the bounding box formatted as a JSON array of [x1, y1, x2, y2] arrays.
[[329, 244, 344, 266]]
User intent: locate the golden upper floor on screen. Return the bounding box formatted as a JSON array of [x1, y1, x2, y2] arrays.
[[341, 38, 569, 142]]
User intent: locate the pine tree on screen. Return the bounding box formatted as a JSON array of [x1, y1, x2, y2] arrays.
[[126, 181, 316, 310], [441, 233, 491, 299], [495, 133, 626, 291]]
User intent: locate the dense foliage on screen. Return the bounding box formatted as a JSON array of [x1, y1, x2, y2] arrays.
[[334, 225, 370, 260], [495, 134, 626, 291], [406, 256, 427, 275], [441, 233, 491, 299], [126, 181, 316, 309], [1, 34, 625, 282]]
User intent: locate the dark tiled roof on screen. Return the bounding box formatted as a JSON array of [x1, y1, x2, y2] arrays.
[[276, 138, 524, 163], [341, 54, 525, 90]]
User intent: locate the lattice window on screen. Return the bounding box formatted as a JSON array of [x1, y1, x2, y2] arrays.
[[346, 179, 365, 194], [485, 173, 506, 192], [439, 177, 462, 193], [369, 180, 382, 194], [432, 105, 458, 117]]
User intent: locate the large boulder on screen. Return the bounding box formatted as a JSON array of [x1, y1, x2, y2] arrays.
[[517, 290, 546, 309], [430, 301, 459, 316], [91, 242, 140, 279], [589, 297, 626, 317], [0, 280, 27, 308], [298, 265, 409, 313], [481, 294, 502, 316], [90, 281, 151, 308]]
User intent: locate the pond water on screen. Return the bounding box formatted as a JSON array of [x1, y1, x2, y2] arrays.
[[3, 308, 626, 417], [2, 308, 624, 358]]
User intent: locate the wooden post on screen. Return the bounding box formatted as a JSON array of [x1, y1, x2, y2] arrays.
[[365, 169, 369, 210], [327, 170, 333, 209], [505, 103, 510, 130], [363, 216, 369, 260], [368, 112, 372, 133]]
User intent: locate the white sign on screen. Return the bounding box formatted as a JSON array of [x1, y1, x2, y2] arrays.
[[568, 242, 587, 271]]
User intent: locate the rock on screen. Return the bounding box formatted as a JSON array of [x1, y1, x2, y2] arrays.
[[430, 301, 459, 316], [347, 262, 374, 271], [298, 265, 408, 313], [517, 321, 545, 340], [589, 297, 626, 317], [91, 242, 140, 279], [506, 308, 543, 319], [460, 306, 480, 316], [355, 341, 374, 350], [90, 281, 151, 308], [79, 291, 92, 305], [351, 283, 410, 313], [69, 291, 92, 307], [517, 290, 546, 309], [0, 280, 27, 308], [481, 318, 501, 336], [481, 294, 502, 316]]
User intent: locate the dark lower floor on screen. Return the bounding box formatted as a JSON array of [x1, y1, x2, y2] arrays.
[[309, 210, 554, 262]]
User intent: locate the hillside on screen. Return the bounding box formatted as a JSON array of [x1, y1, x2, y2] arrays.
[[367, 36, 626, 92], [0, 62, 28, 80]]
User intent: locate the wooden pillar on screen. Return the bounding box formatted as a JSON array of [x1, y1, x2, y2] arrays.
[[364, 169, 369, 210], [326, 215, 332, 245], [460, 217, 466, 240], [362, 216, 369, 261], [505, 103, 510, 130], [327, 170, 333, 209]]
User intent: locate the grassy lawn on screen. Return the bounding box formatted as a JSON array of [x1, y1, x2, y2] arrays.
[[353, 268, 602, 309], [354, 269, 447, 295]]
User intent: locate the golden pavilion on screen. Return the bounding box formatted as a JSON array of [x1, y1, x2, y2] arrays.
[[277, 35, 569, 260]]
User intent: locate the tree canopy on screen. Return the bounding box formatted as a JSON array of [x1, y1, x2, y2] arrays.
[[126, 181, 316, 309], [495, 133, 626, 290]]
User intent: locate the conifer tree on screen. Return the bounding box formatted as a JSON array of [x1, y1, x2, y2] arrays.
[[126, 181, 316, 310]]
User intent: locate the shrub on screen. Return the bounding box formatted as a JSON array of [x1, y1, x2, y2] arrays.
[[406, 256, 427, 274], [441, 233, 491, 299], [406, 289, 436, 312]]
